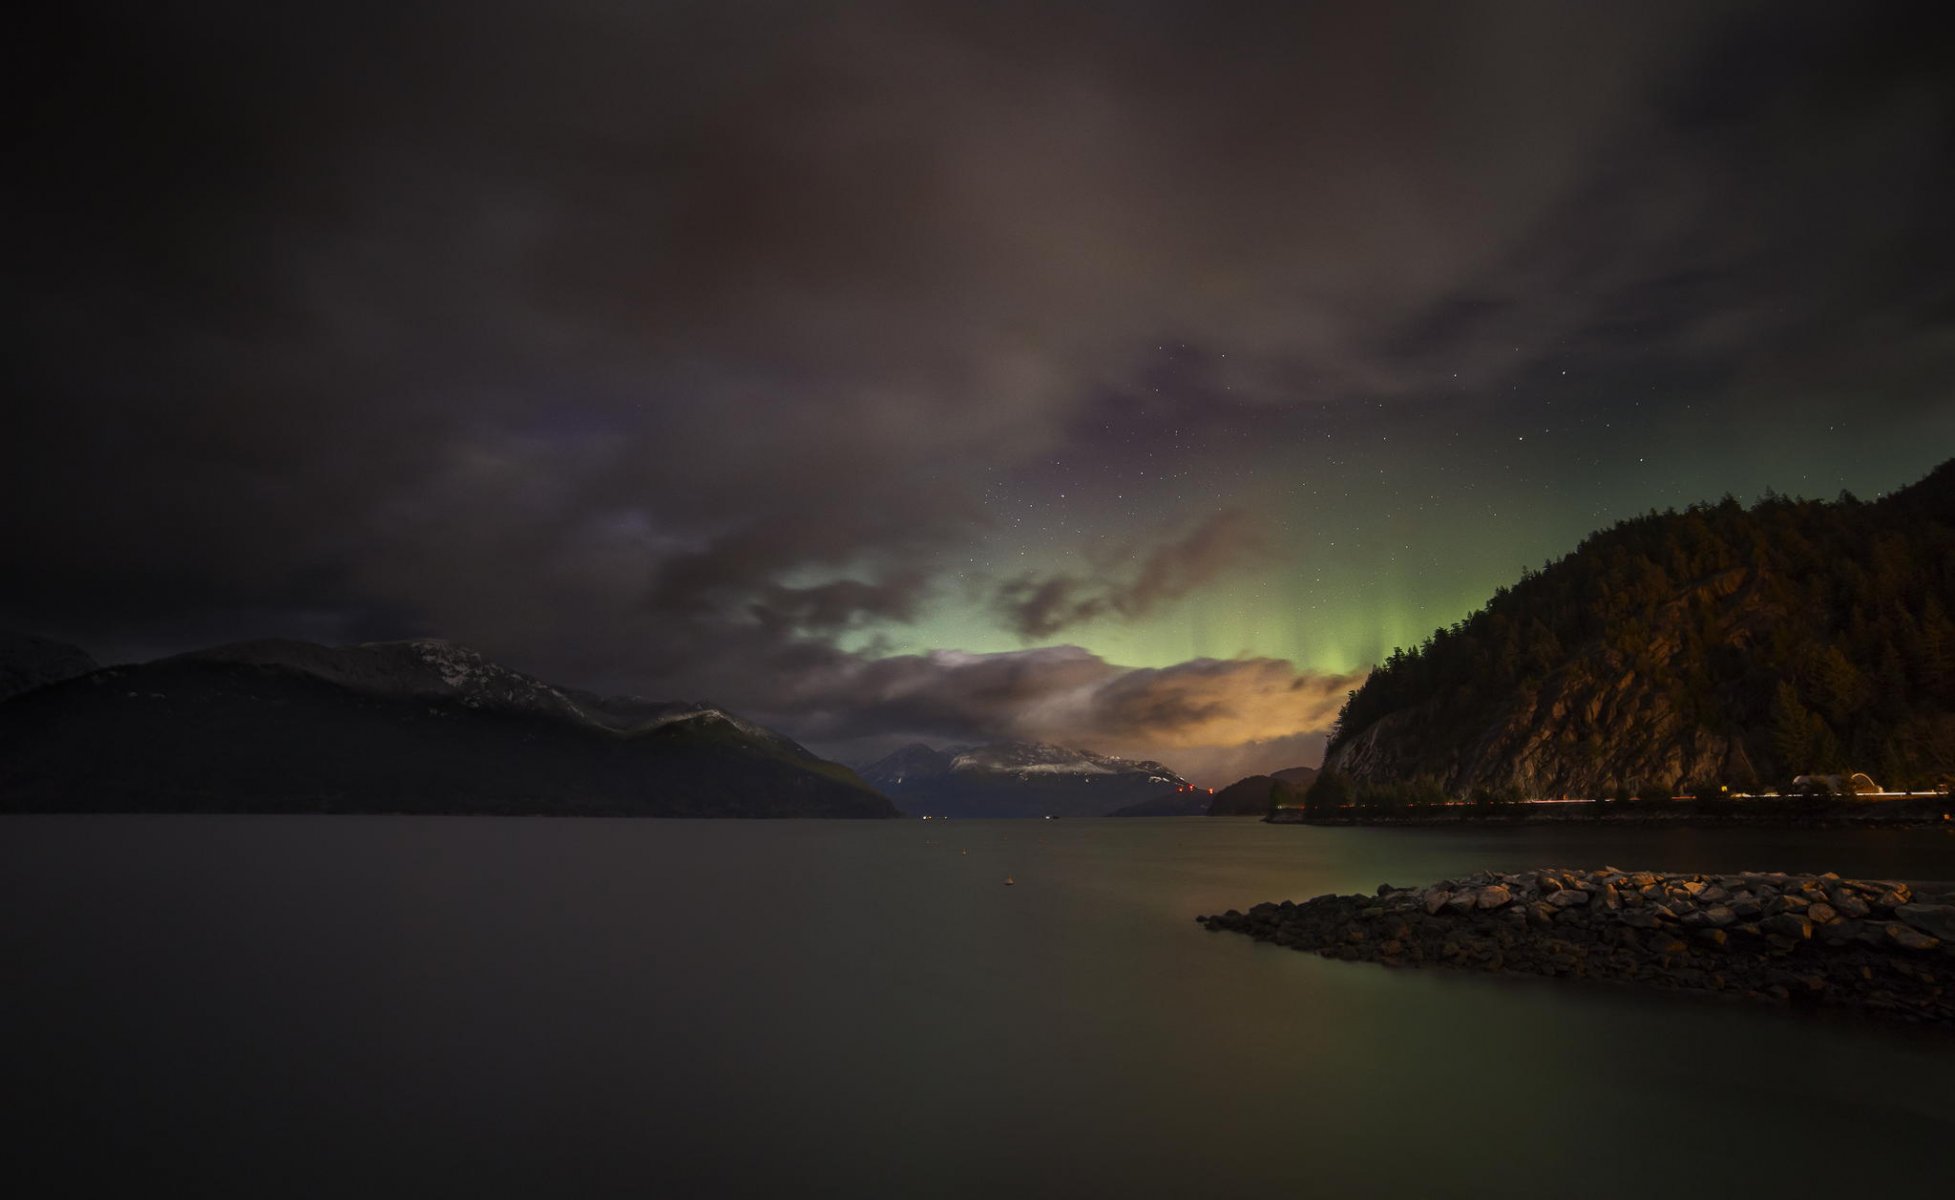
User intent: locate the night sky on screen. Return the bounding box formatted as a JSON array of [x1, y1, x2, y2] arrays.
[[7, 2, 1954, 783]]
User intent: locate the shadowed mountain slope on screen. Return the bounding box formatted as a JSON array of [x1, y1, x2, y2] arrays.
[[0, 638, 895, 817]]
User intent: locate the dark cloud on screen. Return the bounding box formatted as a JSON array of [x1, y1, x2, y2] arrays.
[[4, 1, 1952, 776], [749, 643, 1362, 776], [996, 509, 1265, 638]]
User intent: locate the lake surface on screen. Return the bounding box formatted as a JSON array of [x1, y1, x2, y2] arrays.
[[6, 816, 1955, 1197]]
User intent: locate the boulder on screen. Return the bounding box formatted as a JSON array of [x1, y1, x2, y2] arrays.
[[1874, 889, 1909, 912], [1806, 903, 1837, 925], [1818, 920, 1864, 947], [1445, 890, 1480, 915], [1885, 923, 1941, 952], [1423, 888, 1453, 916], [1833, 892, 1870, 919], [1895, 904, 1955, 942], [1760, 913, 1813, 941], [1477, 885, 1514, 910], [1548, 889, 1590, 909], [1702, 905, 1737, 928]]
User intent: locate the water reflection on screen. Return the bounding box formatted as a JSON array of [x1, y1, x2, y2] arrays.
[[4, 816, 1951, 1196]]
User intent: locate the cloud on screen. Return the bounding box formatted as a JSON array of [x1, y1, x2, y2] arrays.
[[995, 509, 1266, 638], [757, 643, 1361, 753], [3, 0, 1952, 781]]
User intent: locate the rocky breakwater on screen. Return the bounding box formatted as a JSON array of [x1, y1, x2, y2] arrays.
[[1199, 868, 1955, 1027]]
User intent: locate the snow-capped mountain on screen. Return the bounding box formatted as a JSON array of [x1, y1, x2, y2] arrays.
[[2, 637, 894, 818], [184, 637, 592, 719], [862, 740, 1189, 818]]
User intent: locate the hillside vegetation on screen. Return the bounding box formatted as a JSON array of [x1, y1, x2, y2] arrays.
[[1321, 460, 1955, 800]]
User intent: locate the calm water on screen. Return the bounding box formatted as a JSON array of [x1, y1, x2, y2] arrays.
[[6, 816, 1955, 1197]]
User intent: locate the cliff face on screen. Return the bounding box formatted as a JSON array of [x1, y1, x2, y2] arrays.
[[1323, 461, 1955, 797]]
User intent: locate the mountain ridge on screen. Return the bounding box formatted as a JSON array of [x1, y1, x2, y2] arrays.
[[1321, 460, 1955, 799], [864, 739, 1189, 817], [0, 637, 895, 817]]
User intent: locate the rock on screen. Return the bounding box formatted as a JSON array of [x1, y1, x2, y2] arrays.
[[1896, 904, 1955, 942], [1732, 898, 1764, 920], [1197, 868, 1955, 1031], [1818, 920, 1864, 947], [1833, 892, 1871, 919], [1886, 924, 1940, 952]]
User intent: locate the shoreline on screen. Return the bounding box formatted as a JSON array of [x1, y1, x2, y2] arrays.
[[1266, 796, 1954, 830], [1200, 867, 1955, 1029]]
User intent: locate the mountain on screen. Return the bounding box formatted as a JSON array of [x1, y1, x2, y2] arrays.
[[1108, 787, 1212, 817], [1200, 774, 1278, 815], [863, 741, 1189, 817], [0, 637, 896, 817], [0, 631, 98, 702], [1322, 459, 1955, 799], [1202, 766, 1323, 815], [1111, 765, 1322, 816], [1270, 766, 1321, 791]]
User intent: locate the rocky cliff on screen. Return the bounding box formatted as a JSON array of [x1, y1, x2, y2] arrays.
[[1322, 460, 1955, 798]]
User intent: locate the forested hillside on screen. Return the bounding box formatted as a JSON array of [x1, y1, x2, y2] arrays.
[[1322, 460, 1955, 798]]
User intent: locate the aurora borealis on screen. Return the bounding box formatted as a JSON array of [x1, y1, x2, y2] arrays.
[[6, 2, 1954, 782]]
